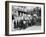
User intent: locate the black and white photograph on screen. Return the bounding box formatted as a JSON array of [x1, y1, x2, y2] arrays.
[[5, 1, 45, 36], [12, 6, 41, 31]]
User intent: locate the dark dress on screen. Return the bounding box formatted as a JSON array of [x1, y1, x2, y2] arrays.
[[14, 21, 17, 28]]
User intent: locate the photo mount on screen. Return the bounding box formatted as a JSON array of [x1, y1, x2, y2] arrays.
[[5, 1, 45, 36]]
